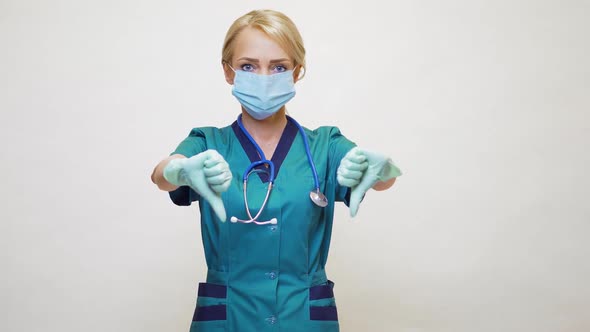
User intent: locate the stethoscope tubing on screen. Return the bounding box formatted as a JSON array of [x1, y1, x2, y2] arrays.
[[237, 114, 320, 190], [287, 115, 321, 191], [232, 114, 321, 225]]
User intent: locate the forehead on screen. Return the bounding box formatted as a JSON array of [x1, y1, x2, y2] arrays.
[[232, 27, 291, 61]]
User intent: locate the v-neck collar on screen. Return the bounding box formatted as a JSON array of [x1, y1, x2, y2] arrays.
[[231, 118, 299, 183]]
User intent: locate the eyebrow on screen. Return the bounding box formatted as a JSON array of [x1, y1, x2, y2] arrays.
[[237, 57, 291, 64]]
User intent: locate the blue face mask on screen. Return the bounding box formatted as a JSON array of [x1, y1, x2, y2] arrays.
[[230, 68, 296, 120]]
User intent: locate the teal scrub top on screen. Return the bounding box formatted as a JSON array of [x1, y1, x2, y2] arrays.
[[169, 118, 356, 332]]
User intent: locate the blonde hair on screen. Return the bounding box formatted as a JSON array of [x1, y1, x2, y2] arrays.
[[222, 9, 306, 79]]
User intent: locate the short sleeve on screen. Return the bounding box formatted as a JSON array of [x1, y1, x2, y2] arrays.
[[171, 128, 208, 157], [326, 127, 356, 205], [168, 128, 208, 206]]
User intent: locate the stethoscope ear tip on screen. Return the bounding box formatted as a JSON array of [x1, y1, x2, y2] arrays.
[[270, 218, 278, 225], [230, 216, 238, 223]]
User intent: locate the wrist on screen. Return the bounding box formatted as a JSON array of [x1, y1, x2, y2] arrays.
[[163, 158, 189, 186], [377, 159, 402, 181]]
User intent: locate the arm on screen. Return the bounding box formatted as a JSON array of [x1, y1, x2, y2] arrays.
[[150, 154, 186, 191]]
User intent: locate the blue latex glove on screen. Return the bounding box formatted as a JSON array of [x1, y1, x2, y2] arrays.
[[163, 150, 232, 222], [337, 147, 402, 217]]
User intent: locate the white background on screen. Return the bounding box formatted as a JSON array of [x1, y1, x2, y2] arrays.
[[1, 0, 589, 331]]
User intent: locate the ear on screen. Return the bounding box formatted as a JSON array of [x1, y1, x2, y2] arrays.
[[293, 65, 303, 83], [222, 61, 235, 85]]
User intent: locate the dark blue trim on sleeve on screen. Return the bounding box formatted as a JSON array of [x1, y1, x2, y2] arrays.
[[168, 186, 199, 206], [343, 188, 351, 206]]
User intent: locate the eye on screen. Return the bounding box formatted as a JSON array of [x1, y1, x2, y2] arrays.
[[272, 65, 287, 73], [240, 64, 255, 72]]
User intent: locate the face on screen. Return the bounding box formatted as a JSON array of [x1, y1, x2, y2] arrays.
[[223, 27, 301, 84]]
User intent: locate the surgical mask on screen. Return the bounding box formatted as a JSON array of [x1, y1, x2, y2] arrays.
[[230, 67, 296, 120]]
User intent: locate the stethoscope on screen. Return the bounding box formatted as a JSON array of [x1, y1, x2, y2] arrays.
[[230, 114, 328, 225]]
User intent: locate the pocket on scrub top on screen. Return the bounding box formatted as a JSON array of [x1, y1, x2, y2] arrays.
[[309, 280, 339, 322], [190, 283, 227, 332]]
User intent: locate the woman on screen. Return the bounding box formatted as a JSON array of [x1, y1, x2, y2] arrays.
[[151, 9, 401, 332]]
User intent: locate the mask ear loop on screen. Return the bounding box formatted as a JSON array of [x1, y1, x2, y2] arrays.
[[295, 65, 306, 81], [223, 61, 238, 87], [223, 61, 237, 73]]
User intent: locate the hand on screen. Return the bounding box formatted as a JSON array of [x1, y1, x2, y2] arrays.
[[202, 151, 232, 193], [336, 147, 368, 188], [338, 147, 402, 217], [164, 150, 232, 222]]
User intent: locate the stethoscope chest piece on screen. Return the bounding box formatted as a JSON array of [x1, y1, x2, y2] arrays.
[[310, 189, 328, 207]]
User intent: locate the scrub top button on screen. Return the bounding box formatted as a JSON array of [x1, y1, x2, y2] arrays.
[[269, 225, 277, 232], [266, 315, 277, 325], [267, 271, 277, 280]]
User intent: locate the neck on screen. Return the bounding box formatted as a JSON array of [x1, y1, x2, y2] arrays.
[[241, 107, 288, 142]]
